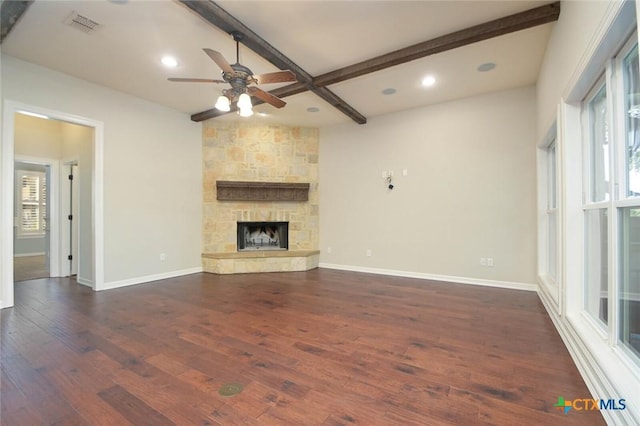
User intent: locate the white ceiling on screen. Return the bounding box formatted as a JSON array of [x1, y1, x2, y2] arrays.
[[0, 0, 555, 127]]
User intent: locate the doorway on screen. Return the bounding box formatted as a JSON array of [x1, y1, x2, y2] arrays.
[[1, 101, 105, 308], [13, 158, 58, 281]]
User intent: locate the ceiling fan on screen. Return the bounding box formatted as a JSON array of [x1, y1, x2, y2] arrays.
[[168, 31, 297, 115]]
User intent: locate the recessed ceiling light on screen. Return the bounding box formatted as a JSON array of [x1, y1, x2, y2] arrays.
[[382, 88, 397, 95], [307, 107, 320, 113], [477, 62, 496, 72], [161, 56, 178, 68], [421, 76, 436, 87]]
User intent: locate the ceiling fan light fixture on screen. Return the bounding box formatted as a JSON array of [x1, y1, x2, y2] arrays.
[[215, 95, 231, 112], [237, 93, 252, 109], [238, 106, 254, 117]]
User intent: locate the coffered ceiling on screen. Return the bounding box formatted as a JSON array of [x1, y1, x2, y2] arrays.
[[0, 0, 558, 127]]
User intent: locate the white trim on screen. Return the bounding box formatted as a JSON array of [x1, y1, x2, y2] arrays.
[[564, 1, 635, 103], [319, 263, 536, 292], [537, 118, 562, 311], [1, 100, 104, 308], [100, 267, 203, 291], [76, 277, 93, 288], [1, 104, 16, 308], [537, 275, 560, 316], [13, 252, 45, 258]]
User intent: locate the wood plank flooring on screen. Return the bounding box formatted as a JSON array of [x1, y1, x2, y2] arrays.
[[13, 255, 48, 282], [1, 269, 605, 425]]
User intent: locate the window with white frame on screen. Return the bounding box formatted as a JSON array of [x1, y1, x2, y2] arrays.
[[619, 38, 640, 359], [583, 78, 610, 327], [582, 33, 640, 359], [547, 137, 558, 282], [16, 171, 47, 236]]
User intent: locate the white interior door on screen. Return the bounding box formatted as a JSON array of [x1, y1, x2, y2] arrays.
[[44, 165, 51, 274], [67, 163, 79, 276]]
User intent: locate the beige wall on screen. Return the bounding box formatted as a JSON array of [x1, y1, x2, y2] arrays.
[[1, 54, 202, 295], [536, 0, 615, 136], [202, 122, 319, 254], [320, 86, 537, 285], [14, 113, 63, 158]]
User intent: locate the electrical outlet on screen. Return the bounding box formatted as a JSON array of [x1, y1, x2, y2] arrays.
[[160, 253, 166, 261], [366, 249, 372, 257], [402, 169, 408, 176], [327, 247, 332, 254], [381, 170, 387, 178], [480, 257, 487, 266], [487, 258, 494, 267]]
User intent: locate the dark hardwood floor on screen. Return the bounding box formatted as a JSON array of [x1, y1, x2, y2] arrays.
[[1, 269, 605, 425]]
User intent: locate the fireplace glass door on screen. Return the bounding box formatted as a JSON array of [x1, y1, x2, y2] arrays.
[[237, 222, 288, 251]]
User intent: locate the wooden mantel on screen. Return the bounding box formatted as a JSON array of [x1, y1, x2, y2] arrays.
[[216, 181, 310, 201]]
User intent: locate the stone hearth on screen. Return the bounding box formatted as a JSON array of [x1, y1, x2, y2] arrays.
[[202, 250, 320, 274]]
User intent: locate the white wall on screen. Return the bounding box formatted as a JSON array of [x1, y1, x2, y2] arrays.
[[320, 86, 537, 287], [1, 54, 202, 300]]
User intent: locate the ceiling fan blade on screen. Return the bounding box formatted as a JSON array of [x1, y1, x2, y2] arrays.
[[253, 70, 297, 85], [248, 87, 286, 108], [168, 78, 226, 83], [203, 48, 234, 74]]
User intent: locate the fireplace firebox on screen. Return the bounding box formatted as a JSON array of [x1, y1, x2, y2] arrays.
[[237, 222, 288, 251]]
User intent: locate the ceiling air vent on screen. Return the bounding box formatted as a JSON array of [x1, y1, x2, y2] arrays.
[[63, 11, 102, 34]]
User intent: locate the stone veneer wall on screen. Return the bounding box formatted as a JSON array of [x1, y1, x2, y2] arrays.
[[202, 121, 319, 257]]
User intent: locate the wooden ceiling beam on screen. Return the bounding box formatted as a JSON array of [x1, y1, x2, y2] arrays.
[[1, 0, 34, 44], [180, 1, 560, 124], [178, 0, 366, 124], [313, 2, 560, 87]]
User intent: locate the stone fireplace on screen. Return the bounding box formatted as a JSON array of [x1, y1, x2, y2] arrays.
[[201, 122, 319, 274]]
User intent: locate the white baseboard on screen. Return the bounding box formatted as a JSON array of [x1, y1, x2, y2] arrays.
[[318, 263, 537, 292], [100, 267, 203, 291], [76, 277, 94, 288], [13, 252, 45, 258]]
